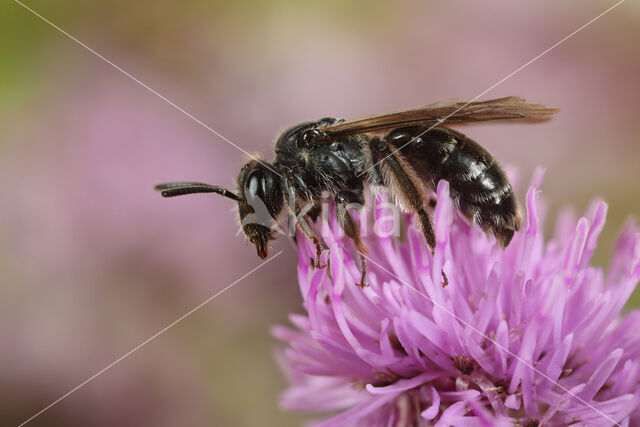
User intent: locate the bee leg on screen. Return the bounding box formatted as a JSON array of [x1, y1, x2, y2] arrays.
[[368, 137, 436, 252], [370, 139, 449, 282], [283, 174, 327, 268], [294, 213, 327, 269], [335, 191, 369, 287], [416, 209, 436, 254], [441, 270, 449, 287], [312, 235, 326, 269]]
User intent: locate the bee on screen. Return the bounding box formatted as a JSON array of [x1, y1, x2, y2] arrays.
[[156, 96, 558, 286]]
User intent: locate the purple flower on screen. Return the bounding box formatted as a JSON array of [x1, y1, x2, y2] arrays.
[[273, 169, 640, 426]]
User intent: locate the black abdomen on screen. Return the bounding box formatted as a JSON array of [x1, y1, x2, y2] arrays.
[[385, 126, 520, 247]]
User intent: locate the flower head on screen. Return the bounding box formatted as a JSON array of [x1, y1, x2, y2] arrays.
[[273, 170, 640, 426]]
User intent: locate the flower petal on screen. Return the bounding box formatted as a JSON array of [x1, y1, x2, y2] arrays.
[[366, 371, 439, 395]]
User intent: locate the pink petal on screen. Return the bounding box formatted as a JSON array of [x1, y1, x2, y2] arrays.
[[366, 371, 439, 395]]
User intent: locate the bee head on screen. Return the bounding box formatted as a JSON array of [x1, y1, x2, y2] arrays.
[[155, 159, 283, 260], [236, 160, 284, 259]]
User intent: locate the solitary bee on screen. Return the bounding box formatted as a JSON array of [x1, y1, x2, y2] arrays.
[[156, 97, 557, 285]]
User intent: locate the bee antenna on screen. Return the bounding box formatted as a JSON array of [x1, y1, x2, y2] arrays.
[[154, 182, 241, 201]]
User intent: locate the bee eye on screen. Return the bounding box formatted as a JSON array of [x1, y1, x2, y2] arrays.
[[245, 171, 262, 199]]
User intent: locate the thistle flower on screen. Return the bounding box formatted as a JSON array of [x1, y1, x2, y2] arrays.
[[273, 170, 640, 426]]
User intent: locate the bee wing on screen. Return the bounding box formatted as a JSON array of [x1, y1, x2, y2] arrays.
[[320, 96, 559, 136]]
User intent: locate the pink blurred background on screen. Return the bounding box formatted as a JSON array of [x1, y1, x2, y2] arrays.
[[0, 1, 638, 425]]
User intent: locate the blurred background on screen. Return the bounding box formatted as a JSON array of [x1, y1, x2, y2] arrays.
[[0, 0, 638, 425]]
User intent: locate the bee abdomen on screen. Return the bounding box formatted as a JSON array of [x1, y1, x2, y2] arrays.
[[446, 157, 520, 247], [385, 126, 520, 247]]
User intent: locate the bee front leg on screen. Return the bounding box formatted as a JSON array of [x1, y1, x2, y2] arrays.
[[283, 174, 327, 268], [335, 191, 369, 288]]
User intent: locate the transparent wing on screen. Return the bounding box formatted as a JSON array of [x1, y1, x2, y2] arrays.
[[320, 96, 559, 136]]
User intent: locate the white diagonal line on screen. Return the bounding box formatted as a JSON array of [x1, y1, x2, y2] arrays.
[[13, 0, 281, 177], [359, 0, 625, 178], [359, 252, 620, 426], [18, 251, 284, 427]]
